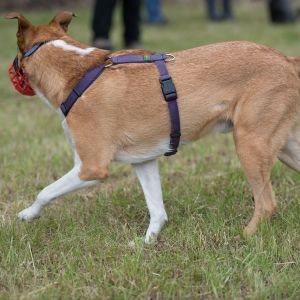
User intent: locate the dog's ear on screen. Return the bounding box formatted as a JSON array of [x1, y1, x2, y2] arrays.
[[5, 12, 32, 31], [50, 11, 76, 32]]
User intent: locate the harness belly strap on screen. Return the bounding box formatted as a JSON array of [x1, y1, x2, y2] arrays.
[[154, 59, 181, 156], [60, 53, 181, 156]]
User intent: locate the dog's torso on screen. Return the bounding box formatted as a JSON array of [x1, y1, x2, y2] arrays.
[[25, 39, 300, 178]]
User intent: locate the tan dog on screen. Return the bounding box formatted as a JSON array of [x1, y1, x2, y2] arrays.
[[6, 11, 300, 242]]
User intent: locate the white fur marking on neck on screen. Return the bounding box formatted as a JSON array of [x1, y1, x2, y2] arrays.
[[34, 88, 53, 108], [34, 87, 64, 117], [48, 40, 95, 56]]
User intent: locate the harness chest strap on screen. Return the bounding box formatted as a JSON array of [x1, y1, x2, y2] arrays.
[[60, 53, 181, 156], [60, 65, 106, 116]]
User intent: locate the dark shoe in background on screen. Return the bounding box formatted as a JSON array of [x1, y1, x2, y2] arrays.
[[269, 0, 297, 23], [145, 17, 169, 25], [125, 41, 142, 49], [92, 38, 113, 50]]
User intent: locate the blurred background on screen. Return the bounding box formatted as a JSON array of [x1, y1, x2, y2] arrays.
[[1, 0, 300, 51]]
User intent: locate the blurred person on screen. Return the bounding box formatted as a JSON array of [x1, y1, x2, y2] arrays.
[[145, 0, 168, 25], [92, 0, 141, 50], [268, 0, 297, 23], [206, 0, 233, 21]]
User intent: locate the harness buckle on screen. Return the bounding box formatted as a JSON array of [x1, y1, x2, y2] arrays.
[[160, 77, 177, 102]]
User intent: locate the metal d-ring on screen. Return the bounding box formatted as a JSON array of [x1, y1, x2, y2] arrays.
[[165, 53, 175, 62], [105, 60, 113, 68], [104, 56, 113, 68]]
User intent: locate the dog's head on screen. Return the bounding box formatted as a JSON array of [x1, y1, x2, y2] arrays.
[[5, 11, 76, 96], [5, 11, 76, 59]]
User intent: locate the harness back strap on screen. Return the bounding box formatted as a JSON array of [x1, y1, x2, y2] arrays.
[[60, 53, 181, 156]]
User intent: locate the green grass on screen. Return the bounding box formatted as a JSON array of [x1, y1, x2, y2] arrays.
[[0, 3, 300, 299]]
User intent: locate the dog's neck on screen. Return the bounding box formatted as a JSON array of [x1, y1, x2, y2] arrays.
[[23, 36, 109, 110]]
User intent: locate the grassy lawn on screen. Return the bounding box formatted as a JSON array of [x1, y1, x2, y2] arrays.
[[0, 2, 300, 299]]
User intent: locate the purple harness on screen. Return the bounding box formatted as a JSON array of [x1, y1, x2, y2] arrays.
[[60, 53, 181, 156]]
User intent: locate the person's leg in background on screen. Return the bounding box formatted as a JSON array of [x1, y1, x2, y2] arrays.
[[123, 0, 142, 48], [206, 0, 220, 21], [268, 0, 296, 23], [145, 0, 159, 23], [91, 0, 117, 50], [145, 0, 167, 24], [222, 0, 233, 20]]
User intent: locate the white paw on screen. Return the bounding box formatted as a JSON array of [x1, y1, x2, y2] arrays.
[[17, 205, 41, 221], [144, 233, 158, 244], [144, 215, 168, 244]]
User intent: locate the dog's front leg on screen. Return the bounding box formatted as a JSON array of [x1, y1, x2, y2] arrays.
[[18, 162, 99, 221], [133, 159, 168, 243]]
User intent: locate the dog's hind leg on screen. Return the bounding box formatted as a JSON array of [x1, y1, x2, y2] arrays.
[[233, 85, 300, 236], [18, 153, 100, 221], [133, 159, 168, 243], [234, 134, 278, 236]]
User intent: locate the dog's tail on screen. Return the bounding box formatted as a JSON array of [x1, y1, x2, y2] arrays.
[[289, 57, 300, 78]]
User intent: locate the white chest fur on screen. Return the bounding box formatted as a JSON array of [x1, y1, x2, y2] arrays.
[[114, 139, 171, 164]]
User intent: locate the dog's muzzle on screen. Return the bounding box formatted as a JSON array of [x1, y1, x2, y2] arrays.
[[8, 56, 35, 96]]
